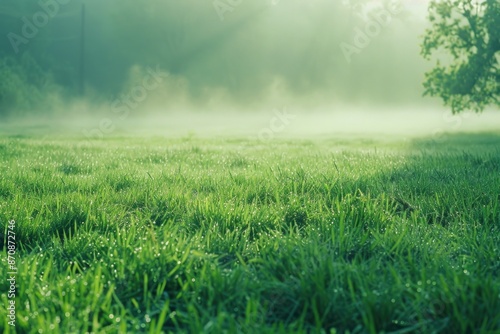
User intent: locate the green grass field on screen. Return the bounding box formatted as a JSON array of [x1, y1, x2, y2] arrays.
[[1, 132, 499, 333]]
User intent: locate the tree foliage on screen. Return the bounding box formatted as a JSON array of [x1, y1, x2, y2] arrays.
[[422, 0, 499, 113], [0, 54, 60, 117], [0, 2, 70, 117]]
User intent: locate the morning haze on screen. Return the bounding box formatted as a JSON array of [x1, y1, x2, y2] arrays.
[[4, 0, 497, 139]]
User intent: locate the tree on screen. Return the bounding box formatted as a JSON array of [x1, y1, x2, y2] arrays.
[[421, 0, 499, 113]]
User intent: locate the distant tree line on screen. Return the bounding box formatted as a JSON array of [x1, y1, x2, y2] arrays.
[[0, 1, 80, 116]]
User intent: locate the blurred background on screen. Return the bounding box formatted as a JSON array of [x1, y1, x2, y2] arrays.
[[0, 0, 498, 137]]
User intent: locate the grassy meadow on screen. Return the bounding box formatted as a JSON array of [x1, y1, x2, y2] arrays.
[[1, 132, 499, 333]]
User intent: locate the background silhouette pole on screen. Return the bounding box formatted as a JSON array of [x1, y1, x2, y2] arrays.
[[79, 3, 85, 97]]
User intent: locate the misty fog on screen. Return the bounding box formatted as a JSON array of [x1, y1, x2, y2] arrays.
[[0, 0, 498, 137]]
